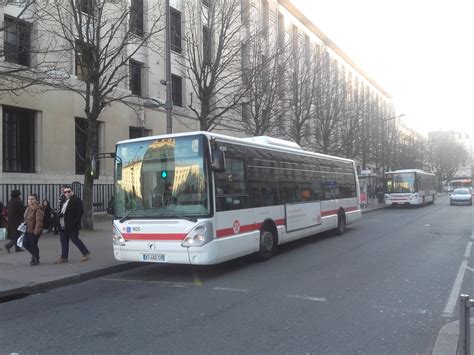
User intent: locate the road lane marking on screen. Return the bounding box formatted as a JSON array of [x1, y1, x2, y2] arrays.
[[442, 260, 468, 317], [288, 295, 326, 302], [213, 287, 249, 293], [465, 242, 472, 258]]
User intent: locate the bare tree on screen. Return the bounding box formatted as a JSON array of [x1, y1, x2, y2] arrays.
[[335, 71, 362, 159], [426, 134, 469, 190], [281, 33, 320, 147], [309, 48, 347, 154], [0, 1, 69, 97], [181, 0, 247, 132], [38, 0, 164, 229], [240, 17, 289, 136]]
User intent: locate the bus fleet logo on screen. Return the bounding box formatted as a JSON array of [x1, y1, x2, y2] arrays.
[[233, 220, 240, 234]]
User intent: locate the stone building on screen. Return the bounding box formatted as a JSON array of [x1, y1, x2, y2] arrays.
[[0, 0, 391, 206]]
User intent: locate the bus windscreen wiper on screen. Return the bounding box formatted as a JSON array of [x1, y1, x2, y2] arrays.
[[119, 207, 150, 223], [158, 215, 198, 222]]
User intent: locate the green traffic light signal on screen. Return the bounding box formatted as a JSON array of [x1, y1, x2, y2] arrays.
[[161, 170, 168, 179]]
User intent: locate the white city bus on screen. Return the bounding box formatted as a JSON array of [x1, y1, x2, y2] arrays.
[[384, 169, 437, 206], [110, 131, 361, 265]]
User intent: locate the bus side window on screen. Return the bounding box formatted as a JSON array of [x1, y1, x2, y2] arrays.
[[215, 157, 248, 211]]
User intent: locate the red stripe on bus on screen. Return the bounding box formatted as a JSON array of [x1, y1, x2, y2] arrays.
[[321, 206, 359, 217], [123, 233, 186, 241], [216, 223, 257, 238]]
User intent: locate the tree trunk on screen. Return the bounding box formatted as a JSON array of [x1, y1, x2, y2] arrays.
[[82, 171, 94, 230]]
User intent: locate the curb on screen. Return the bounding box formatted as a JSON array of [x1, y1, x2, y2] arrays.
[[0, 262, 144, 302]]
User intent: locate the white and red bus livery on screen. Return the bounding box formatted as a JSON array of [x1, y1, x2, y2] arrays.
[[111, 131, 361, 265], [384, 169, 437, 206]]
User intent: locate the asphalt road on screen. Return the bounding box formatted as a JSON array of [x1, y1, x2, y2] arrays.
[[1, 195, 472, 354]]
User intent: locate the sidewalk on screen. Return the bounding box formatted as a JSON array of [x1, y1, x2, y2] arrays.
[[0, 216, 141, 300], [432, 318, 474, 355]]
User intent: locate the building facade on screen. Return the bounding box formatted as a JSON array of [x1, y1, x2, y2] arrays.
[[0, 0, 392, 200]]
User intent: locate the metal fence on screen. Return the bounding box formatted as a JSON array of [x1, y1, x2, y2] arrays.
[[0, 183, 113, 212]]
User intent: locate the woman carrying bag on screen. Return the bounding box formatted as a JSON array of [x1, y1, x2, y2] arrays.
[[23, 194, 44, 266]]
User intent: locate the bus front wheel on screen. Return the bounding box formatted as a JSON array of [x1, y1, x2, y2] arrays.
[[336, 211, 346, 235], [257, 230, 276, 261]]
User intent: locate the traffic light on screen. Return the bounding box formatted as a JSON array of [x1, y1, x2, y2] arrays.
[[160, 170, 168, 179]]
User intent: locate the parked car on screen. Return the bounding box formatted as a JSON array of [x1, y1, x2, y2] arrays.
[[450, 188, 473, 206]]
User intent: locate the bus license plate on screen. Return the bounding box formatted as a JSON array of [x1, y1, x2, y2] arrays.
[[142, 253, 165, 262]]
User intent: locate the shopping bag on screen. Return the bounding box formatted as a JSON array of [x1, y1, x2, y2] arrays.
[[16, 233, 24, 249], [0, 228, 6, 241], [17, 222, 27, 233]]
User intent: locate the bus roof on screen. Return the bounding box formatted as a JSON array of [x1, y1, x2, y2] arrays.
[[116, 131, 355, 164]]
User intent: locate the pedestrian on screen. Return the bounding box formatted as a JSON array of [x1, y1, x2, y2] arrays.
[[22, 193, 44, 266], [53, 185, 67, 235], [42, 199, 53, 233], [55, 185, 90, 263], [5, 190, 25, 253]]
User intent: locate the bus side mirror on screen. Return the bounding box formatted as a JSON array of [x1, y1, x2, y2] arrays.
[[211, 148, 226, 172]]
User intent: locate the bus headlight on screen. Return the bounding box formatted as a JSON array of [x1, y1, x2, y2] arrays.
[[113, 225, 126, 246], [182, 222, 214, 247]]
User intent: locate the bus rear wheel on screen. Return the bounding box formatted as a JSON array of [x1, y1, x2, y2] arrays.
[[336, 211, 346, 235], [257, 230, 276, 261]]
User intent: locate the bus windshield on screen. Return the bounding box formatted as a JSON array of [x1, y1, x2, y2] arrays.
[[114, 135, 210, 219], [385, 173, 416, 193]]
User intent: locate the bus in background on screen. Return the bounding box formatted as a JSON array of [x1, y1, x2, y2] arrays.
[[384, 169, 437, 207], [108, 131, 361, 265], [450, 178, 472, 191]]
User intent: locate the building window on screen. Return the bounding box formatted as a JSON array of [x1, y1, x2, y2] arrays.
[[75, 41, 94, 81], [75, 117, 100, 176], [4, 16, 31, 66], [129, 60, 142, 96], [170, 7, 182, 53], [130, 0, 144, 37], [78, 0, 95, 15], [129, 126, 152, 139], [2, 106, 35, 173], [171, 74, 182, 107]]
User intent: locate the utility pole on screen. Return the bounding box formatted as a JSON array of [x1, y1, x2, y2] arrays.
[[165, 0, 173, 134]]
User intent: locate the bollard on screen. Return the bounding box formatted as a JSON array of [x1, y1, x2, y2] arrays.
[[460, 294, 470, 355]]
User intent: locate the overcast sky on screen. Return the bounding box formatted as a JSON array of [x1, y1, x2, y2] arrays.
[[290, 0, 474, 136]]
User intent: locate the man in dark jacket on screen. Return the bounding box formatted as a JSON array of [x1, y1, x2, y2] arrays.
[[54, 186, 90, 263], [5, 190, 25, 253], [53, 185, 68, 235]]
